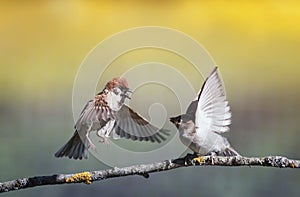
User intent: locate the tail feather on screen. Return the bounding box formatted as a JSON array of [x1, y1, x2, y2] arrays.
[[54, 131, 88, 160]]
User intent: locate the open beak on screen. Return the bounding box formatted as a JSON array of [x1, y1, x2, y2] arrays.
[[124, 94, 131, 99], [123, 89, 133, 99], [121, 92, 131, 99]]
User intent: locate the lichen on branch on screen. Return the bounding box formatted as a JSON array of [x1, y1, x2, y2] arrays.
[[0, 155, 299, 193]]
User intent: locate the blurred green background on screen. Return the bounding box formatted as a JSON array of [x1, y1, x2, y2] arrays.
[[1, 0, 300, 196]]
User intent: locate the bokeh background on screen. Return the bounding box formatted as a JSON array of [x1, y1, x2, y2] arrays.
[[1, 0, 300, 196]]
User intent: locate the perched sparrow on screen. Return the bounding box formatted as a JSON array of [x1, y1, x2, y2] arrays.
[[55, 77, 168, 160], [170, 67, 239, 156]]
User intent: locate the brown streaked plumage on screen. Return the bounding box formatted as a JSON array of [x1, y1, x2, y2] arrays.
[[55, 77, 169, 160]]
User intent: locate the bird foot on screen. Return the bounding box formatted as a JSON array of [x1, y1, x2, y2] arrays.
[[89, 142, 97, 153], [98, 136, 110, 145], [103, 138, 110, 145]]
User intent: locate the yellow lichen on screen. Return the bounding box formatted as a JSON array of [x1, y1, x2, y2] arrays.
[[66, 172, 92, 184], [193, 156, 205, 165], [291, 163, 296, 168]]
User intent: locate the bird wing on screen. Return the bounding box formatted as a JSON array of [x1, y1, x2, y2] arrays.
[[75, 99, 115, 131], [113, 105, 169, 143], [194, 67, 231, 134]]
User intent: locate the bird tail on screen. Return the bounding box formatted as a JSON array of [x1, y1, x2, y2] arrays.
[[220, 146, 240, 157], [54, 131, 89, 160]]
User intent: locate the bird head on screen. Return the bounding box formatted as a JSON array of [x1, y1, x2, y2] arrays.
[[103, 77, 132, 111], [105, 77, 132, 98], [170, 114, 194, 129], [170, 115, 182, 128]]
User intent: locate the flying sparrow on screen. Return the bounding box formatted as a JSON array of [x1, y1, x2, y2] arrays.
[[170, 67, 239, 157], [55, 77, 168, 160]]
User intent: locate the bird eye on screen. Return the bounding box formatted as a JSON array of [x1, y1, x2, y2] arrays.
[[113, 88, 120, 95]]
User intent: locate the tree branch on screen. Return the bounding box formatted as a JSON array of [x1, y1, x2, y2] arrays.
[[1, 155, 299, 193]]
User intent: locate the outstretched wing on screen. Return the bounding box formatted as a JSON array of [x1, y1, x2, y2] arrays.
[[194, 67, 231, 134], [113, 105, 169, 143], [74, 99, 115, 131]]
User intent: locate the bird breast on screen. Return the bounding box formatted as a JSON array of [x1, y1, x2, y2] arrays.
[[106, 89, 124, 111], [178, 121, 201, 153]]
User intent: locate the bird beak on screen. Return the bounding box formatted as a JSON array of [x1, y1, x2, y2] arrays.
[[125, 94, 131, 99], [122, 93, 131, 99], [169, 117, 176, 124], [170, 116, 181, 128], [123, 89, 132, 99]]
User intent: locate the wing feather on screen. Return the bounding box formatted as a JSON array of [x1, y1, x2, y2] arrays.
[[113, 105, 169, 143], [194, 67, 232, 134], [75, 100, 115, 131]]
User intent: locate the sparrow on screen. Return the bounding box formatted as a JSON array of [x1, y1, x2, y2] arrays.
[[55, 77, 169, 160], [170, 67, 239, 157]]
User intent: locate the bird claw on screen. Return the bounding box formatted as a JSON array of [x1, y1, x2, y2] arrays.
[[102, 138, 110, 145], [89, 143, 97, 153], [97, 135, 110, 145]]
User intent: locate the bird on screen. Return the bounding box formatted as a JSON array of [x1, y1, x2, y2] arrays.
[[55, 77, 169, 160], [170, 67, 239, 157]]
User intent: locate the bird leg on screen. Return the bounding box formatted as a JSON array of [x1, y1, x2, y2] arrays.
[[98, 135, 110, 145], [96, 120, 114, 145], [86, 133, 97, 153], [96, 129, 110, 145]]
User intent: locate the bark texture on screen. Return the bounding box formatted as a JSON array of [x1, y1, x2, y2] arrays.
[[1, 155, 299, 193]]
